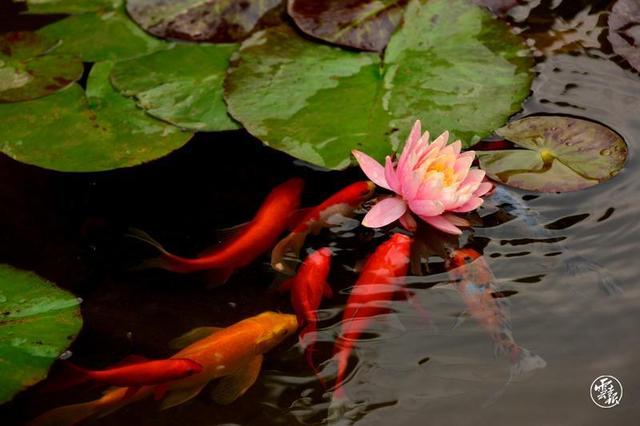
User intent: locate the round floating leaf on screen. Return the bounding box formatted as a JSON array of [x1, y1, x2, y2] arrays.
[[126, 0, 284, 43], [225, 0, 533, 170], [19, 0, 121, 14], [110, 43, 240, 131], [288, 0, 407, 52], [0, 62, 193, 172], [609, 0, 640, 72], [0, 31, 83, 102], [0, 265, 82, 404], [37, 7, 170, 62], [477, 116, 628, 192]]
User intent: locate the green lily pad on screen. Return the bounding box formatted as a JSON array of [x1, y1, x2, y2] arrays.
[[0, 31, 83, 102], [126, 0, 284, 43], [477, 116, 628, 192], [18, 0, 121, 14], [0, 62, 193, 172], [225, 0, 533, 170], [37, 6, 170, 62], [609, 0, 640, 72], [288, 0, 407, 52], [0, 264, 82, 404], [110, 43, 240, 131]]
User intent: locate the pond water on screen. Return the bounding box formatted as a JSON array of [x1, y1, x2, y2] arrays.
[[1, 1, 639, 425]]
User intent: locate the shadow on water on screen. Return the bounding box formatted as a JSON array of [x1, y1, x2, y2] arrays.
[[1, 1, 640, 425]]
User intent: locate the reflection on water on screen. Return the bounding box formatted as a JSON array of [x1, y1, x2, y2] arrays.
[[1, 1, 640, 425]]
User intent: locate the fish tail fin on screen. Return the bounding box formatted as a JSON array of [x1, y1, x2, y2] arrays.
[[509, 346, 546, 378], [28, 399, 101, 426], [271, 232, 306, 273], [126, 228, 179, 271], [564, 256, 622, 296], [41, 361, 93, 392], [300, 322, 328, 389]]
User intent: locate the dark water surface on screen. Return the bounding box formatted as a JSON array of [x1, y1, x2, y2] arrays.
[[1, 1, 639, 425]]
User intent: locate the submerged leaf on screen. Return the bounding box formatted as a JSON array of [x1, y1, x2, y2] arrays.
[[225, 0, 533, 169], [0, 31, 83, 102], [0, 265, 82, 404], [18, 0, 121, 14], [609, 0, 640, 72], [288, 0, 408, 52], [126, 0, 284, 43], [478, 116, 628, 192], [0, 62, 193, 172], [110, 43, 240, 131], [37, 6, 170, 62]]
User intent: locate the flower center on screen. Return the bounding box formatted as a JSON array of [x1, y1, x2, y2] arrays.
[[426, 160, 455, 186]]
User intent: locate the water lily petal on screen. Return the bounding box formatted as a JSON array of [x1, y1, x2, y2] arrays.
[[353, 150, 391, 190], [461, 168, 486, 187], [450, 140, 462, 156], [422, 214, 462, 235], [454, 151, 475, 181], [409, 199, 445, 217], [473, 181, 494, 197], [399, 211, 417, 231], [398, 120, 422, 172], [451, 196, 483, 213], [384, 155, 401, 193], [362, 197, 407, 228]]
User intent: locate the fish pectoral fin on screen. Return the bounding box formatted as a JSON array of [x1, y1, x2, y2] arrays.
[[169, 326, 223, 350], [204, 267, 235, 288], [159, 384, 206, 410], [123, 386, 141, 400], [210, 355, 263, 405], [154, 383, 168, 401]]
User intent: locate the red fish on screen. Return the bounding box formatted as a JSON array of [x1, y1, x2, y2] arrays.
[[279, 247, 333, 376], [54, 357, 203, 400], [271, 181, 375, 272], [130, 178, 304, 282], [333, 233, 412, 398], [445, 248, 545, 377]]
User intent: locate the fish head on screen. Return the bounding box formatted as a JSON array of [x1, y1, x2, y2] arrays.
[[357, 181, 376, 202], [308, 247, 332, 268], [447, 248, 481, 269], [253, 312, 298, 354], [174, 358, 204, 376]]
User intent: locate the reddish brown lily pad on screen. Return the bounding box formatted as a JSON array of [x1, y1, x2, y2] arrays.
[[609, 0, 640, 72], [126, 0, 285, 43], [0, 31, 83, 102], [477, 116, 628, 192], [287, 0, 408, 52]]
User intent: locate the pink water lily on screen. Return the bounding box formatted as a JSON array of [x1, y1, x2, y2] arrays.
[[352, 120, 493, 235]]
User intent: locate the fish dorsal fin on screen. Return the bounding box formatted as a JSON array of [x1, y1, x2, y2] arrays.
[[159, 384, 206, 410], [169, 327, 223, 350], [199, 222, 252, 257], [109, 355, 149, 368], [210, 355, 263, 405]]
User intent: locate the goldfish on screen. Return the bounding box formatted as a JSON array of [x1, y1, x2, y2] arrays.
[[488, 185, 621, 295], [332, 233, 412, 398], [129, 178, 304, 283], [445, 247, 546, 378], [279, 247, 333, 377], [50, 357, 203, 400], [29, 312, 298, 426], [271, 181, 375, 272]]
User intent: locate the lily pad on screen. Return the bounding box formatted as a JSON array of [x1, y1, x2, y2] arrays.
[[477, 116, 628, 192], [126, 0, 284, 43], [37, 6, 170, 62], [0, 62, 193, 172], [18, 0, 121, 14], [110, 43, 240, 131], [287, 0, 407, 52], [609, 0, 640, 72], [225, 0, 533, 170], [0, 264, 82, 404], [0, 31, 83, 102]]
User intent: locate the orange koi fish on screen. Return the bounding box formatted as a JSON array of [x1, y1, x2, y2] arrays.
[[130, 178, 304, 282], [29, 312, 298, 426], [333, 233, 412, 398], [446, 248, 546, 377], [279, 247, 333, 375], [271, 181, 375, 271], [53, 357, 203, 399]]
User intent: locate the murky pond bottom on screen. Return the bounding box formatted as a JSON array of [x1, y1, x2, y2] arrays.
[[1, 1, 639, 425]]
